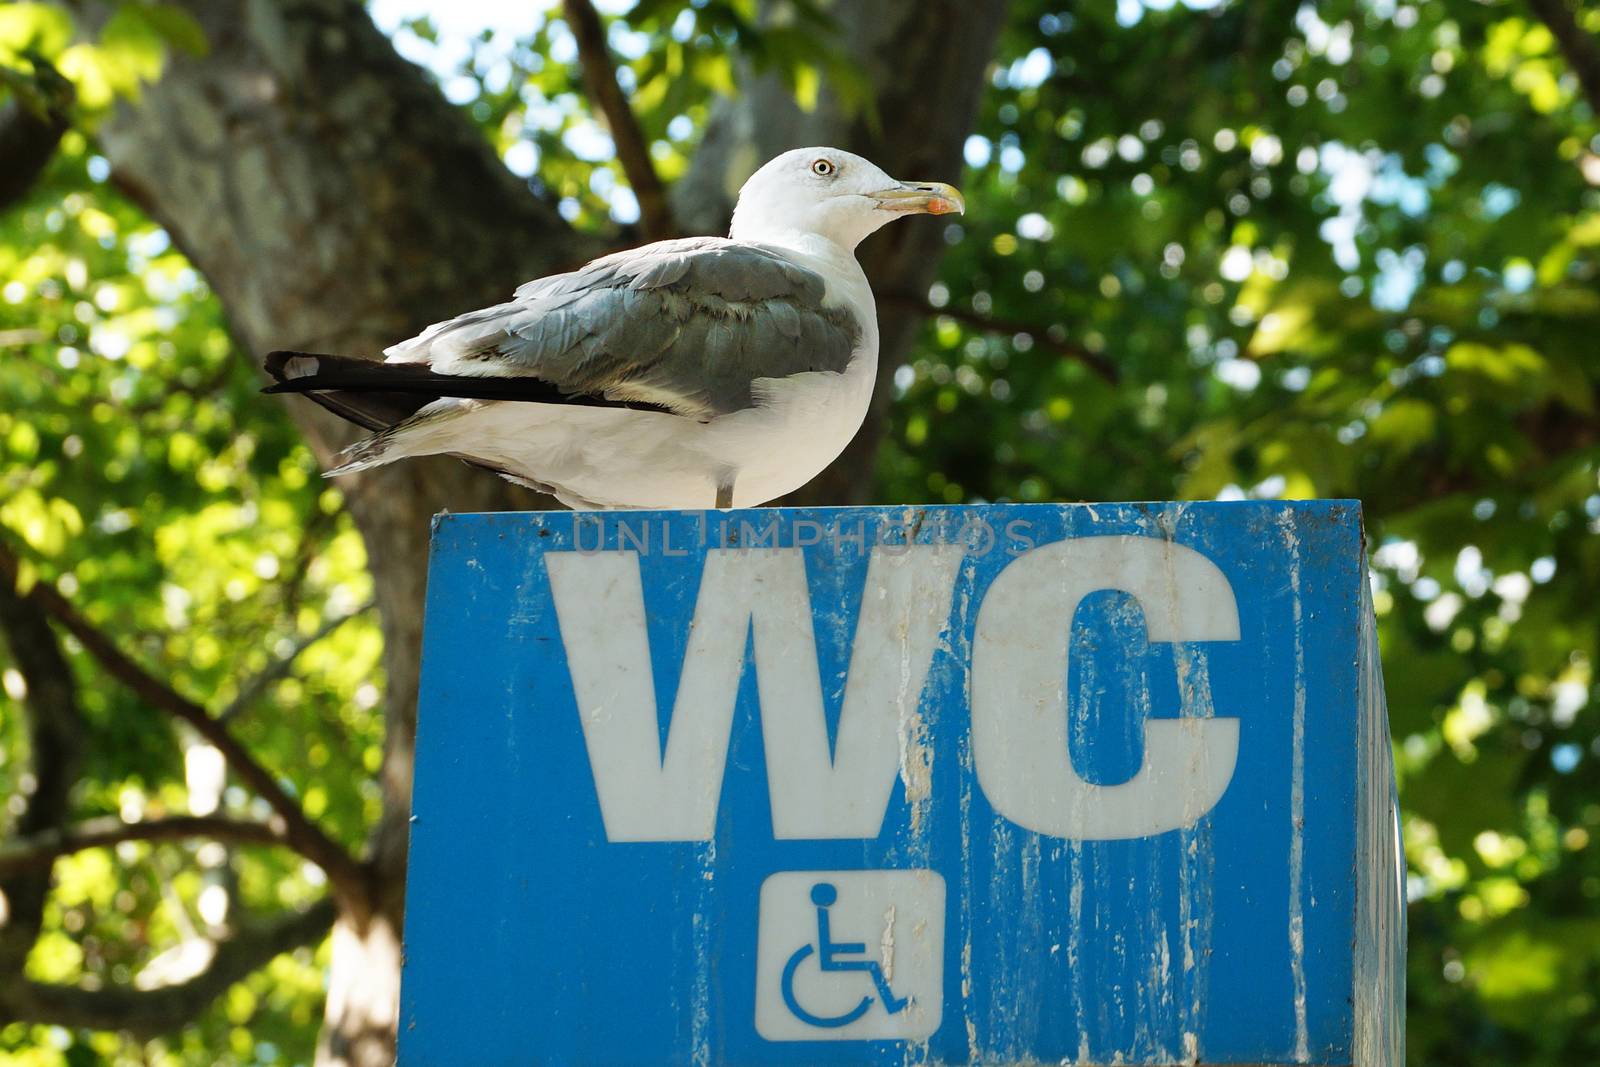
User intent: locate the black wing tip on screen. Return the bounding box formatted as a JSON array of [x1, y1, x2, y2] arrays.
[[264, 349, 318, 371], [259, 348, 677, 414], [261, 350, 329, 391]]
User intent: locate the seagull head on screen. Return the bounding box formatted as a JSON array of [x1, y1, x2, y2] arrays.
[[729, 147, 964, 251]]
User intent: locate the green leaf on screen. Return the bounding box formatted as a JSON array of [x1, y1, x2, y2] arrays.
[[0, 4, 74, 59], [125, 4, 209, 58]]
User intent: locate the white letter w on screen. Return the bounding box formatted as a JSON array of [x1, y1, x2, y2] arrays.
[[544, 547, 961, 842]]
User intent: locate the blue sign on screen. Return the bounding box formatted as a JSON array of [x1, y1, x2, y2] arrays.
[[399, 502, 1403, 1066]]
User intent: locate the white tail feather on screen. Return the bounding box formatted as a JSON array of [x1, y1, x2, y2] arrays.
[[324, 432, 401, 477], [322, 401, 470, 477]]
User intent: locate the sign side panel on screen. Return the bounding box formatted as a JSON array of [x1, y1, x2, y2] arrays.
[[1353, 564, 1406, 1067]]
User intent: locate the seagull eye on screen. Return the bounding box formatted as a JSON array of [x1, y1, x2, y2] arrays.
[[811, 158, 836, 177]]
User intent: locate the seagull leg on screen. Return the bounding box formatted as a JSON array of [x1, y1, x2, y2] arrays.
[[715, 482, 734, 509]]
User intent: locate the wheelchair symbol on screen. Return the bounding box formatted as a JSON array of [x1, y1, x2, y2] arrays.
[[780, 881, 909, 1028]]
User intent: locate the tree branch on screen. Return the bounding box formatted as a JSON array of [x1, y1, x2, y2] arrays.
[[563, 0, 676, 241], [125, 360, 236, 416], [878, 291, 1122, 384], [0, 56, 73, 214], [275, 504, 338, 627], [0, 570, 85, 974], [1527, 0, 1600, 116], [0, 544, 369, 916], [218, 601, 373, 725], [0, 898, 337, 1036], [0, 815, 290, 878], [1365, 392, 1600, 516]]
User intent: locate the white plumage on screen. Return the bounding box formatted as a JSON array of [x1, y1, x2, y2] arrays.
[[264, 148, 962, 509]]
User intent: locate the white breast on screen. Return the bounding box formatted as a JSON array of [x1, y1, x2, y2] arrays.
[[697, 237, 880, 505], [385, 237, 881, 509]]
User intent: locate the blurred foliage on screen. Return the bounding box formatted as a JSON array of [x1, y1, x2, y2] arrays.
[[2, 6, 376, 1062], [1, 0, 1599, 1063], [887, 2, 1600, 1063], [387, 0, 863, 234], [0, 2, 205, 111]]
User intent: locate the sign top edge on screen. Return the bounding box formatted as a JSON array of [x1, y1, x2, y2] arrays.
[[430, 498, 1363, 529]]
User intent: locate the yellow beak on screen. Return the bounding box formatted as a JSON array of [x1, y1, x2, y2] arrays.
[[867, 180, 966, 216]]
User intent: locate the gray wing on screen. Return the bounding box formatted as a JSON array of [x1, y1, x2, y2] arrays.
[[384, 237, 863, 419]]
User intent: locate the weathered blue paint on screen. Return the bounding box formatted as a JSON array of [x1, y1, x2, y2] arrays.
[[399, 502, 1403, 1066]]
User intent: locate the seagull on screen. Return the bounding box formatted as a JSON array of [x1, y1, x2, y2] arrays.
[[263, 148, 962, 510]]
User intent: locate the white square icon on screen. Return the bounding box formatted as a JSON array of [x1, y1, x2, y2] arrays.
[[755, 869, 945, 1042]]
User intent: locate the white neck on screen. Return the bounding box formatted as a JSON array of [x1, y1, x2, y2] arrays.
[[731, 224, 854, 261], [729, 197, 884, 253]]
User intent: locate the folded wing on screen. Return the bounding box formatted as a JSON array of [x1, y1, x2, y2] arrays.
[[379, 236, 864, 419]]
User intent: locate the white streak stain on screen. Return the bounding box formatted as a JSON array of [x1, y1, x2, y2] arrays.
[[690, 838, 715, 1067], [962, 937, 976, 1050], [1174, 642, 1218, 1050], [884, 558, 937, 844], [1283, 512, 1310, 1063], [952, 560, 980, 1064], [989, 817, 1016, 1056], [1068, 838, 1086, 1059], [880, 904, 897, 981], [897, 684, 933, 840], [1150, 505, 1211, 1062], [1017, 830, 1043, 1055]]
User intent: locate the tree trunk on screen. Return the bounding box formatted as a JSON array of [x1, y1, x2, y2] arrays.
[[93, 4, 563, 1063], [87, 0, 1006, 1060], [678, 0, 1009, 504]]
